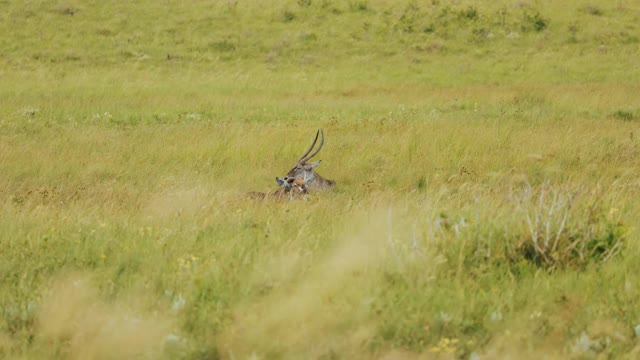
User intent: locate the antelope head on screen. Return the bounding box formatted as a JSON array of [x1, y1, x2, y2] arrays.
[[275, 176, 312, 194], [281, 129, 335, 191]]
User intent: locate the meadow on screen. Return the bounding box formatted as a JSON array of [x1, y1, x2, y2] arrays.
[[1, 0, 640, 358]]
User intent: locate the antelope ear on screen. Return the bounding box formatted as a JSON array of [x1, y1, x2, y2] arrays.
[[307, 160, 321, 169], [276, 177, 285, 187]]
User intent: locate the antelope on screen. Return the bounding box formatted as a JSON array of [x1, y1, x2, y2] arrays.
[[282, 129, 335, 190], [245, 177, 312, 200]]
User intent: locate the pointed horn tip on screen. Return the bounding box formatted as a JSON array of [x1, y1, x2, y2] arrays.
[[300, 127, 325, 163], [297, 129, 320, 163]]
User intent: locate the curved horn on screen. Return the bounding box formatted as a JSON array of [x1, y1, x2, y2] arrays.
[[299, 129, 324, 163], [297, 130, 320, 163]]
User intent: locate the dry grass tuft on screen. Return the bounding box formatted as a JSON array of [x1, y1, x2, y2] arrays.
[[35, 275, 174, 360]]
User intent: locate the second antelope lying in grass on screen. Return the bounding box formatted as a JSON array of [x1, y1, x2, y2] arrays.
[[245, 177, 312, 200]]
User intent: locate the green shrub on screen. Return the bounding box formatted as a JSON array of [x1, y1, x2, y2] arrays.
[[522, 12, 548, 32], [283, 9, 296, 22], [612, 110, 635, 121]]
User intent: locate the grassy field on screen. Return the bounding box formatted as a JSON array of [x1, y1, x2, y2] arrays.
[[2, 0, 640, 359]]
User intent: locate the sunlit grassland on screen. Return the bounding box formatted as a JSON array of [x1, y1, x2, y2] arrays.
[[2, 0, 640, 359]]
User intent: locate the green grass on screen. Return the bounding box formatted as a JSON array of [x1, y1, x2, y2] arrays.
[[2, 0, 640, 359]]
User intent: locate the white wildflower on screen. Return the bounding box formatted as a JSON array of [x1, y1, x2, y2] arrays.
[[506, 32, 520, 39], [571, 332, 593, 355], [529, 310, 542, 319], [439, 311, 452, 323], [21, 107, 40, 116], [165, 334, 181, 343], [171, 294, 186, 312], [185, 113, 201, 120], [93, 112, 112, 120], [490, 310, 503, 322]]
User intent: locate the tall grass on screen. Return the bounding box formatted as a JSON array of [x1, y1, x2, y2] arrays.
[[1, 0, 640, 359]]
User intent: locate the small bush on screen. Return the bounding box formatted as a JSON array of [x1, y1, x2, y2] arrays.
[[581, 5, 603, 16], [55, 6, 78, 16], [283, 10, 296, 22], [395, 3, 420, 33], [509, 184, 625, 270], [417, 176, 427, 191], [522, 12, 548, 32], [612, 110, 635, 121], [567, 23, 580, 43], [459, 6, 478, 21], [349, 1, 369, 12], [423, 24, 435, 33]]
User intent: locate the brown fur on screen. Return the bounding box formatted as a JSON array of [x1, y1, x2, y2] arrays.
[[245, 178, 309, 200]]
